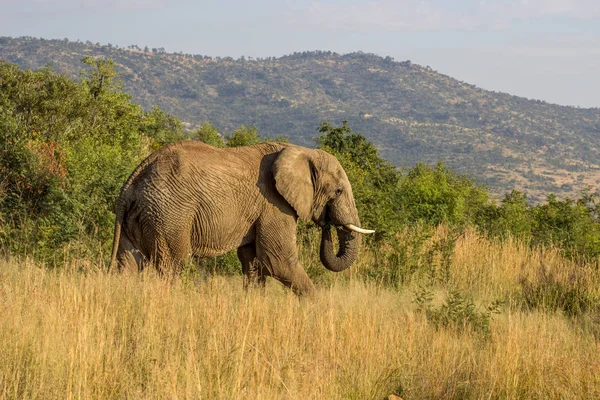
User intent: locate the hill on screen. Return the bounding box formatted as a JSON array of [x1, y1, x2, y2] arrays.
[[2, 36, 600, 202]]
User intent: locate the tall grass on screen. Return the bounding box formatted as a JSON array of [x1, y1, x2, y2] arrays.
[[1, 228, 599, 399]]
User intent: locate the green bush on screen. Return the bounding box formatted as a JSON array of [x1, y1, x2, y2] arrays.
[[397, 161, 489, 227], [367, 226, 434, 288], [480, 190, 600, 261], [414, 288, 503, 336], [478, 190, 532, 240], [365, 225, 464, 288], [316, 120, 403, 235], [316, 120, 491, 236], [531, 194, 600, 260], [190, 122, 225, 148], [225, 125, 265, 147]]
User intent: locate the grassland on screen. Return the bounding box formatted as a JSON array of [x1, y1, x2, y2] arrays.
[[1, 229, 600, 399]]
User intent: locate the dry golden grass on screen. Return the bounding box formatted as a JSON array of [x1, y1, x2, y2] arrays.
[[1, 230, 600, 399]]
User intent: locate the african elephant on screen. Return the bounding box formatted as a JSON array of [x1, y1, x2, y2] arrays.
[[108, 141, 374, 295]]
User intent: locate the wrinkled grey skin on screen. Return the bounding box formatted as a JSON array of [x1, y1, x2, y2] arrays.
[[109, 141, 370, 295]]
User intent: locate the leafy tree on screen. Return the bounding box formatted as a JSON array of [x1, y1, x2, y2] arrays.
[[531, 194, 600, 259], [81, 56, 119, 99], [190, 122, 225, 148], [316, 121, 491, 234], [141, 106, 185, 148], [226, 125, 264, 147], [0, 59, 183, 262], [479, 190, 532, 239], [317, 120, 398, 188], [397, 161, 489, 227]]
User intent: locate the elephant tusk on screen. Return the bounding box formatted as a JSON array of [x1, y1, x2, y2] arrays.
[[344, 224, 375, 234]]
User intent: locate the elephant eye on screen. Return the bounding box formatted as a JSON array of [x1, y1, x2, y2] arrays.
[[335, 188, 343, 196]]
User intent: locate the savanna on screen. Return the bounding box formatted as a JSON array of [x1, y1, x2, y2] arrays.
[[1, 59, 599, 399]]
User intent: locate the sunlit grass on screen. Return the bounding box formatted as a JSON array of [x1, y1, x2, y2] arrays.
[[1, 229, 599, 398]]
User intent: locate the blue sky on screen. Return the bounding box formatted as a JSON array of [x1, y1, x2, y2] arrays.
[[2, 0, 599, 107]]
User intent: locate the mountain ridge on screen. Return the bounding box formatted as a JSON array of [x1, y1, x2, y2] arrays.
[[2, 36, 600, 202]]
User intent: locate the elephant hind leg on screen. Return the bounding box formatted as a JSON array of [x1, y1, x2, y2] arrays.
[[155, 233, 190, 278], [151, 250, 184, 279], [237, 244, 267, 290], [115, 235, 145, 273]]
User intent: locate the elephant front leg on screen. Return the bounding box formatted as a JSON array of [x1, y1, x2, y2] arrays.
[[237, 244, 266, 290], [255, 217, 316, 296], [273, 263, 316, 296], [256, 246, 316, 297]]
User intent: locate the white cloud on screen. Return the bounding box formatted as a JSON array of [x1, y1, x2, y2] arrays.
[[2, 0, 167, 13], [286, 0, 600, 32], [291, 1, 459, 31], [482, 0, 600, 21]]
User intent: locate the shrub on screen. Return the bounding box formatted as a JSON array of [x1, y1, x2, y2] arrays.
[[414, 288, 503, 336], [225, 125, 265, 147], [366, 226, 434, 288], [190, 122, 225, 147], [397, 161, 490, 228], [531, 194, 600, 260], [316, 120, 403, 236], [478, 190, 532, 240], [316, 121, 491, 236]]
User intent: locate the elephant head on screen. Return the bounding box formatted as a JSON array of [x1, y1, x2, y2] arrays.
[[273, 146, 374, 272]]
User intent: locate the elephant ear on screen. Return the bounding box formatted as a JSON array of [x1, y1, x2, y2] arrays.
[[273, 146, 314, 221]]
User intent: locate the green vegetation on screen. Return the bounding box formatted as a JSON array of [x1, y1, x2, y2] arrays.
[[414, 288, 504, 336], [0, 58, 184, 262], [2, 36, 600, 201], [2, 58, 600, 268]]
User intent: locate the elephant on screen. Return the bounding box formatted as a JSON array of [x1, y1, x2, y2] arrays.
[[108, 141, 374, 295]]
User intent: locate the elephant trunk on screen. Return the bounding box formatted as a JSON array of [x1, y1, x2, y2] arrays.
[[319, 224, 361, 272]]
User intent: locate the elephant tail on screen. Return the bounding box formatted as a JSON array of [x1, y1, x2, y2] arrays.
[[108, 183, 136, 271], [108, 169, 139, 271], [108, 203, 125, 272]]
